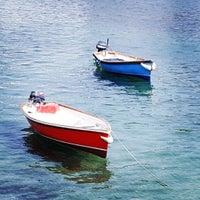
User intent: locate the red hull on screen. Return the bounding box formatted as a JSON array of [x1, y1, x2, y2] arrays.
[[26, 117, 109, 158]]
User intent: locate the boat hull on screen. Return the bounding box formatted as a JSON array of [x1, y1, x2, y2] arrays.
[[27, 118, 110, 157], [21, 102, 112, 158], [93, 50, 156, 79], [95, 58, 151, 77]]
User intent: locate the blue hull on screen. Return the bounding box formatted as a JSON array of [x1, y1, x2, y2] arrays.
[[94, 58, 152, 78]]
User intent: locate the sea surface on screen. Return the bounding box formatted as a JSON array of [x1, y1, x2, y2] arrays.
[[0, 0, 200, 199]]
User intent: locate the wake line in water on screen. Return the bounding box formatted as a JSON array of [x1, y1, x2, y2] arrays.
[[112, 131, 169, 187]]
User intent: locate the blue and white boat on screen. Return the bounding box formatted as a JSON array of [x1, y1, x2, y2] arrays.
[[93, 40, 156, 79]]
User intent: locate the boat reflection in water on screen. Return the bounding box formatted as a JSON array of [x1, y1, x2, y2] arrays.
[[94, 68, 153, 96], [22, 128, 112, 184]]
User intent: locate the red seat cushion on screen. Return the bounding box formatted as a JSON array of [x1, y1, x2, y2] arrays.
[[36, 103, 59, 113]]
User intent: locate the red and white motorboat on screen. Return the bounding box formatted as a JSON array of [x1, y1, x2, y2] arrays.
[[20, 92, 113, 158]]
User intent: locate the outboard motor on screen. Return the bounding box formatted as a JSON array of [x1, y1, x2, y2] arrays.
[[96, 39, 109, 52], [38, 92, 45, 102], [29, 91, 45, 103], [28, 91, 36, 101]]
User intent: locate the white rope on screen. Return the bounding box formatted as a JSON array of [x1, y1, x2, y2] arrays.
[[112, 131, 168, 187]]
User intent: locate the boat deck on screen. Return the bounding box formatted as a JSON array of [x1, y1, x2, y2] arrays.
[[94, 51, 147, 63], [22, 102, 110, 133]]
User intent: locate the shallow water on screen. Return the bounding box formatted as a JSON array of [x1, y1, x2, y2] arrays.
[[0, 0, 200, 199]]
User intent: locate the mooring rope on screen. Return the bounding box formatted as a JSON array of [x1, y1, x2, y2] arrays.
[[112, 131, 168, 187]]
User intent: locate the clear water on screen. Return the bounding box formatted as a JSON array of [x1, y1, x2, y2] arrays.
[[0, 0, 200, 199]]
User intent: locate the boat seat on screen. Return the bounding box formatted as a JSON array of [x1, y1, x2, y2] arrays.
[[103, 58, 125, 62], [36, 103, 59, 113]]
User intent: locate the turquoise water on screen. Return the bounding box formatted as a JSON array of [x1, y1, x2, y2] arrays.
[[0, 0, 200, 199]]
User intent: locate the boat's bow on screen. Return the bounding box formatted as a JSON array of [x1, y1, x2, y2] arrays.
[[141, 61, 156, 71], [101, 135, 113, 144]]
